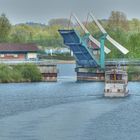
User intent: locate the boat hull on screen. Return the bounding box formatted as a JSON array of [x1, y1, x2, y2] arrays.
[[104, 89, 129, 97], [104, 83, 129, 97]]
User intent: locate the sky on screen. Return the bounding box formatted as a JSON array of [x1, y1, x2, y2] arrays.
[[0, 0, 140, 24]]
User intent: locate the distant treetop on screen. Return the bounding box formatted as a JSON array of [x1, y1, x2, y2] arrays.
[[48, 18, 73, 27]]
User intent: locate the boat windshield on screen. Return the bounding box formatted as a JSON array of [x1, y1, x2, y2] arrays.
[[110, 74, 122, 80]]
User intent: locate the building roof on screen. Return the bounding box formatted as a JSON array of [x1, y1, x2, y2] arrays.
[[89, 41, 100, 50], [0, 43, 39, 53]]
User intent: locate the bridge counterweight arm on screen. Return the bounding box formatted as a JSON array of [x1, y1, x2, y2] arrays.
[[89, 12, 129, 55], [71, 13, 111, 54]]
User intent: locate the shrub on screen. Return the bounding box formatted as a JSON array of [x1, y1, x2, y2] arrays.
[[0, 63, 42, 83], [13, 64, 42, 82]]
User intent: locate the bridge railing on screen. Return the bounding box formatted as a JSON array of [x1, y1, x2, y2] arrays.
[[105, 59, 140, 66]]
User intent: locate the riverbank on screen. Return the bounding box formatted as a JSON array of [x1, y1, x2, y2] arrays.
[[0, 62, 139, 83], [0, 64, 42, 83], [126, 66, 140, 81]]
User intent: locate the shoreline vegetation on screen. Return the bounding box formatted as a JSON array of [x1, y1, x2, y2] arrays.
[[0, 62, 139, 83], [0, 60, 75, 83], [0, 64, 42, 83]]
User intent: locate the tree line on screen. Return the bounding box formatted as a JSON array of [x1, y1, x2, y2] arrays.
[[0, 11, 140, 58]]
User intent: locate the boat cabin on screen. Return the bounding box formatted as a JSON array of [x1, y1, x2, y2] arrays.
[[104, 69, 128, 97]]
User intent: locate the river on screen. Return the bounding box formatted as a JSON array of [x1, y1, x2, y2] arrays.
[[0, 64, 140, 140]]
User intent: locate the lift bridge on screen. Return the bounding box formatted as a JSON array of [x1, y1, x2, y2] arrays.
[[59, 13, 129, 81]]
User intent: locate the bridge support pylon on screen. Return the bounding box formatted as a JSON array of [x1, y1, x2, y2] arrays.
[[75, 34, 107, 82], [75, 67, 105, 82]]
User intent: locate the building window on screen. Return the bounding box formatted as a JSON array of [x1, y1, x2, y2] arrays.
[[6, 54, 13, 56], [5, 54, 18, 57], [0, 54, 4, 57], [14, 54, 18, 58]]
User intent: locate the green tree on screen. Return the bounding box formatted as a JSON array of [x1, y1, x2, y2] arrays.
[[10, 24, 35, 43], [131, 18, 140, 32], [107, 11, 129, 31], [128, 33, 140, 58], [48, 18, 72, 27], [0, 13, 11, 42]]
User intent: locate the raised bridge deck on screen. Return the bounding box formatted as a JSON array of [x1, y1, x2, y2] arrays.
[[58, 29, 99, 67]]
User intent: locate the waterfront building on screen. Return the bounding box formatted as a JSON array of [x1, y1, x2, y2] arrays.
[[0, 43, 39, 60]]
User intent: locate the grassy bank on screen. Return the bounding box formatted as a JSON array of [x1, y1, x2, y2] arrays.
[[127, 66, 140, 81], [0, 64, 42, 83]]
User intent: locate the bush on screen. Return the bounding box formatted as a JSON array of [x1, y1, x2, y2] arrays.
[[13, 64, 42, 82], [0, 64, 42, 83]]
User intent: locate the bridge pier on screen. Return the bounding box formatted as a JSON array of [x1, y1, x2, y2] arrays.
[[75, 67, 105, 82], [37, 64, 57, 82], [75, 62, 140, 82]]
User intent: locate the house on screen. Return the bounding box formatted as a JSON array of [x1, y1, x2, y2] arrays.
[[0, 43, 39, 60]]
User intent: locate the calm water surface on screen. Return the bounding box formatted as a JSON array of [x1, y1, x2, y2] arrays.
[[0, 64, 140, 140]]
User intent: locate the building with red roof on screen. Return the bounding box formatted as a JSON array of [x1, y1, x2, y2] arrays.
[[0, 43, 39, 60]]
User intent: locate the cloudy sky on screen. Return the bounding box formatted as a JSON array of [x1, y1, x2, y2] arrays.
[[0, 0, 139, 24]]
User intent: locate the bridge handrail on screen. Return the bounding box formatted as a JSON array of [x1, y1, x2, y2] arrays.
[[105, 59, 140, 65]]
